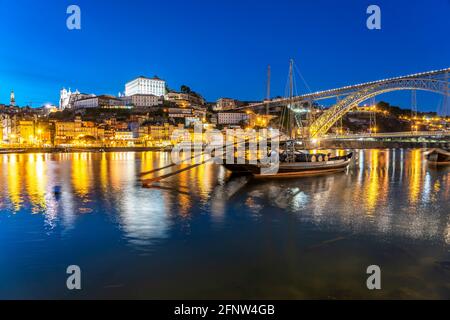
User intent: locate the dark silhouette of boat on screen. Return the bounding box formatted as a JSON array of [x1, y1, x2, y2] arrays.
[[425, 148, 450, 165], [223, 151, 353, 178]]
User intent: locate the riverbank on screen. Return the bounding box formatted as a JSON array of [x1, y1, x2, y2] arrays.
[[1, 140, 449, 154], [0, 146, 171, 154]]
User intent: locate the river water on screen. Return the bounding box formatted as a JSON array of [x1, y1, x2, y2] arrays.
[[0, 149, 449, 299]]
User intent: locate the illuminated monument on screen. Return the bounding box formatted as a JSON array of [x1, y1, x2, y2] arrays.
[[10, 90, 15, 107]]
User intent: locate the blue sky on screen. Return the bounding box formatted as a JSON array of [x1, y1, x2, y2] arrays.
[[0, 0, 449, 112]]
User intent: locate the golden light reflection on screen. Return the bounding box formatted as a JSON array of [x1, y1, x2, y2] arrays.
[[357, 149, 390, 216], [177, 167, 193, 217], [140, 151, 155, 173], [72, 153, 91, 195], [6, 154, 22, 211], [0, 149, 448, 244], [365, 149, 380, 215], [99, 152, 108, 191], [408, 149, 423, 205], [25, 154, 47, 212]]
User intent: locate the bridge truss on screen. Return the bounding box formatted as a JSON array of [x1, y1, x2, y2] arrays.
[[244, 68, 450, 138]]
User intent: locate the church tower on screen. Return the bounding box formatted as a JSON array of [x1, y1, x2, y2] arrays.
[[10, 90, 16, 107]]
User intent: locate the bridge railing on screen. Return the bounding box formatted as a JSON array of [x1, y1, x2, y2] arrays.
[[320, 131, 450, 140]]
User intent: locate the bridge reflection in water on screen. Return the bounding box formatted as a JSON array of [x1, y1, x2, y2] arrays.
[[0, 150, 449, 299]]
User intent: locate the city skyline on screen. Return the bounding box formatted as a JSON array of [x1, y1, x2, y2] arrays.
[[0, 0, 449, 111]]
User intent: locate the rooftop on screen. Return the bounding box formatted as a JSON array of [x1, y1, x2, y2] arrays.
[[128, 75, 165, 82]]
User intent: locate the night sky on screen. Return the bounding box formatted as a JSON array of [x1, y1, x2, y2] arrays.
[[0, 0, 449, 112]]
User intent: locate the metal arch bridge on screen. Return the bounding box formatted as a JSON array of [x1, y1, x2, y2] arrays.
[[242, 68, 450, 137], [319, 130, 450, 141]]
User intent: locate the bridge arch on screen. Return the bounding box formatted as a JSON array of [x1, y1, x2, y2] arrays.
[[309, 78, 450, 138]]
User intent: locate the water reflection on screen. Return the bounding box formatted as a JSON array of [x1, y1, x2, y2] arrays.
[[236, 149, 449, 243], [0, 149, 449, 246], [1, 149, 450, 299]]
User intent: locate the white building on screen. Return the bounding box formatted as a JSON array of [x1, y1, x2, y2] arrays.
[[0, 114, 12, 142], [74, 95, 128, 109], [120, 94, 162, 108], [217, 112, 249, 125], [125, 76, 165, 97], [59, 88, 94, 110]]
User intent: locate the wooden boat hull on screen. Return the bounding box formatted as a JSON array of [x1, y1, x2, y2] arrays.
[[223, 153, 353, 178], [254, 158, 352, 178], [425, 148, 450, 165]]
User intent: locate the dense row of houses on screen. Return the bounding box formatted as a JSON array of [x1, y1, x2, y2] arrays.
[[0, 73, 270, 148], [0, 112, 185, 147]]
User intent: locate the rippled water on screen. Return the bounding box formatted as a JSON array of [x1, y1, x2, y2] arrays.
[[0, 149, 449, 299]]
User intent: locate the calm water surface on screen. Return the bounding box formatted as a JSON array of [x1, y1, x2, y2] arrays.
[[0, 149, 449, 299]]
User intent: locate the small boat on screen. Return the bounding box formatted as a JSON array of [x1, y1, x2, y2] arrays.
[[425, 148, 450, 165], [223, 59, 354, 178], [53, 185, 62, 194], [223, 151, 353, 178]]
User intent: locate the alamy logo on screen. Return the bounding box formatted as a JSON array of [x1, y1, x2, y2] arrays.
[[366, 5, 381, 30], [66, 265, 81, 290], [170, 126, 280, 175], [366, 265, 381, 290], [66, 5, 81, 30]]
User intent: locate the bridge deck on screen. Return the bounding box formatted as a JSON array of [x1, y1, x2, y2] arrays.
[[242, 67, 450, 109], [320, 131, 450, 141]]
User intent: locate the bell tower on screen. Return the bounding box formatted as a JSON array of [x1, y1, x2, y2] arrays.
[[10, 90, 16, 107]]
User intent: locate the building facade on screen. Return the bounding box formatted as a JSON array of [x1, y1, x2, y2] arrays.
[[125, 76, 166, 97], [73, 95, 128, 109], [165, 92, 205, 108], [54, 117, 105, 145], [0, 114, 12, 142], [217, 112, 249, 125], [215, 98, 241, 111], [59, 88, 94, 110], [120, 94, 162, 108], [13, 120, 35, 145]]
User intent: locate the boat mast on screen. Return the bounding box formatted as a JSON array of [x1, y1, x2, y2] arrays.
[[266, 64, 271, 115], [288, 59, 294, 161]]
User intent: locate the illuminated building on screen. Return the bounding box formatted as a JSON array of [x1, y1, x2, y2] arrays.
[[10, 90, 15, 107], [0, 114, 12, 142], [215, 98, 243, 111], [217, 112, 249, 125], [165, 92, 205, 108], [13, 120, 35, 145], [59, 88, 94, 110], [54, 117, 105, 146], [73, 95, 129, 110], [125, 76, 165, 97], [120, 94, 163, 109]]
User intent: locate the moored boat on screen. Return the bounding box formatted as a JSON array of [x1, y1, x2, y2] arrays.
[[223, 151, 353, 178], [223, 59, 354, 178], [424, 148, 450, 165]]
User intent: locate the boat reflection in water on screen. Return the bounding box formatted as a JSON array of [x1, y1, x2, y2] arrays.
[[0, 149, 449, 299]]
